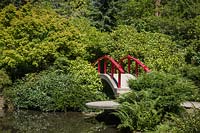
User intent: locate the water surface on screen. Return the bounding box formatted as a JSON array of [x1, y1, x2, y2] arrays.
[[0, 110, 118, 133]]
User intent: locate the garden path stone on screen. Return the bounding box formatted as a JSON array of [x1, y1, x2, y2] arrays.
[[86, 101, 120, 110], [86, 101, 200, 110]]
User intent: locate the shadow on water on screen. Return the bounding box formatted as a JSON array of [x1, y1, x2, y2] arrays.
[[0, 110, 120, 133]]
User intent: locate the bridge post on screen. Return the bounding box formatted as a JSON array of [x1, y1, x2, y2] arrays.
[[118, 72, 121, 88], [104, 59, 107, 74], [111, 63, 114, 78]]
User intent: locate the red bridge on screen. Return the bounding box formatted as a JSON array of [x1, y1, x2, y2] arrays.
[[94, 55, 150, 95]]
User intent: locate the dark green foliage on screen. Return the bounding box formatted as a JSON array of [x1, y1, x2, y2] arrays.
[[128, 71, 198, 105], [172, 109, 200, 132], [162, 0, 200, 19], [35, 0, 91, 17], [0, 69, 12, 92], [0, 0, 28, 9], [114, 100, 161, 131], [89, 0, 121, 31], [182, 66, 200, 88], [4, 58, 106, 111], [128, 72, 177, 91], [153, 109, 200, 132], [180, 66, 200, 101], [0, 0, 11, 9], [137, 16, 200, 66], [114, 0, 200, 66], [117, 0, 200, 24], [116, 0, 154, 24], [115, 71, 198, 131]]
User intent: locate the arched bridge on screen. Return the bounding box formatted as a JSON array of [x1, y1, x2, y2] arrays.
[[94, 55, 150, 96]]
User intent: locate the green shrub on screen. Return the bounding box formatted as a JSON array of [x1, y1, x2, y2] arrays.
[[182, 65, 200, 86], [0, 4, 60, 79], [0, 4, 94, 80], [152, 109, 200, 133], [115, 71, 198, 131], [0, 4, 189, 80], [128, 71, 198, 111], [128, 16, 200, 66], [180, 65, 200, 101], [0, 69, 11, 92], [172, 109, 200, 133], [153, 122, 177, 133], [114, 100, 161, 132], [101, 25, 185, 73], [5, 58, 106, 111], [54, 57, 107, 101]]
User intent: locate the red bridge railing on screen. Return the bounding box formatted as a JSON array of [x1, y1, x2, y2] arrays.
[[119, 55, 150, 77], [94, 55, 150, 89], [94, 55, 124, 88]]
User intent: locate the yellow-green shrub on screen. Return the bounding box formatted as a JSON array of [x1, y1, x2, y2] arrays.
[[0, 4, 92, 79], [103, 25, 185, 73]]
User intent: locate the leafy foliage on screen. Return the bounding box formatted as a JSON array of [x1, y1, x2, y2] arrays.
[[181, 65, 200, 86], [0, 4, 59, 79], [128, 71, 199, 106], [114, 71, 198, 131], [4, 58, 106, 111], [103, 26, 185, 73], [162, 0, 200, 19], [114, 100, 160, 131], [0, 69, 11, 92], [114, 0, 200, 66], [36, 0, 91, 17], [0, 0, 28, 9], [0, 1, 199, 127], [130, 16, 200, 66], [172, 109, 200, 132], [0, 4, 94, 80], [116, 0, 155, 24], [89, 0, 122, 31]]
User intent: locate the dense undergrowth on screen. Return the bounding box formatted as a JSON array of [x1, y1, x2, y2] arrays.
[[115, 71, 200, 132], [0, 0, 199, 132], [4, 58, 106, 111]]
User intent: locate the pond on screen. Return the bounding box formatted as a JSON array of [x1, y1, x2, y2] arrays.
[[0, 110, 119, 133]]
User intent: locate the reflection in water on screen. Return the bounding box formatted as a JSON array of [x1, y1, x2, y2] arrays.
[[0, 110, 118, 133]]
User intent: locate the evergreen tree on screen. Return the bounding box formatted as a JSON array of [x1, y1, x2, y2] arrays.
[[90, 0, 124, 31]]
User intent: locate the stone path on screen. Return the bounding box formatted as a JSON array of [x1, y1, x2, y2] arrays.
[[86, 101, 200, 110], [86, 101, 120, 109], [180, 101, 200, 109]]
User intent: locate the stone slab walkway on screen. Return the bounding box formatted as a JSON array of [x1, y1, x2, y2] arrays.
[[86, 101, 120, 110], [86, 101, 200, 110], [181, 101, 200, 109]]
